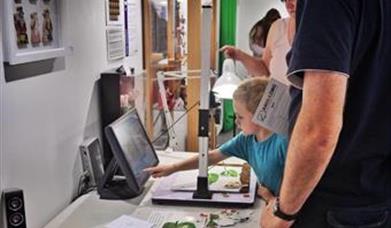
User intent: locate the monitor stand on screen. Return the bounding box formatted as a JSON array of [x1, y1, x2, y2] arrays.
[[151, 169, 258, 208], [97, 159, 141, 200]]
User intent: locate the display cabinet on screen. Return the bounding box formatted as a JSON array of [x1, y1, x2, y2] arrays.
[[2, 0, 66, 65]]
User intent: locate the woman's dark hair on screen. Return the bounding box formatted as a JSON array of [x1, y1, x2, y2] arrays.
[[249, 8, 281, 47]]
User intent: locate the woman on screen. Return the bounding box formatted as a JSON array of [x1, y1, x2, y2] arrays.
[[248, 8, 281, 57], [222, 0, 297, 83]]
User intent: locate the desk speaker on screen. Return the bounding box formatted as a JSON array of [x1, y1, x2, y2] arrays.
[[2, 188, 26, 228]]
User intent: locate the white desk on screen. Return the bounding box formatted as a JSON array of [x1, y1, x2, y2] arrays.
[[45, 151, 264, 228]]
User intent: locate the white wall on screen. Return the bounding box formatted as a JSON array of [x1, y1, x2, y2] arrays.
[[236, 0, 288, 54], [0, 0, 144, 227], [0, 0, 5, 195], [1, 3, 7, 227]]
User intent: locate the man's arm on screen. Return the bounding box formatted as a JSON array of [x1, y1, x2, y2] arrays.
[[279, 71, 347, 214], [260, 71, 347, 227]]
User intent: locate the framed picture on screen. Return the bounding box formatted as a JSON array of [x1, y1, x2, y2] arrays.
[[2, 0, 66, 65], [105, 0, 124, 26]]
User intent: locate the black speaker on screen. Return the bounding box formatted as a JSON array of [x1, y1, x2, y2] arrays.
[[2, 188, 26, 228]]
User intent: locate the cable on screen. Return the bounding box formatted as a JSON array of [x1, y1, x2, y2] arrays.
[[151, 101, 200, 145], [71, 172, 86, 202], [72, 171, 97, 202]]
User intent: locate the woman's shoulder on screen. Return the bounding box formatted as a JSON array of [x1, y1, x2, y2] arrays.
[[266, 18, 288, 47], [270, 18, 288, 32], [273, 18, 285, 24]]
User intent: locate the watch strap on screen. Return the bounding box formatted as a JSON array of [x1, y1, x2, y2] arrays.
[[273, 197, 299, 221]]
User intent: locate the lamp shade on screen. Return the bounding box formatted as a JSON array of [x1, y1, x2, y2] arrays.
[[212, 58, 241, 99]]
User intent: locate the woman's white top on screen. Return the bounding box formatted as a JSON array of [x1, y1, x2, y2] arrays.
[[268, 18, 291, 85]]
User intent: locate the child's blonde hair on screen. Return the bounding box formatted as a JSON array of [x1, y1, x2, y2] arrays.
[[233, 77, 269, 114]]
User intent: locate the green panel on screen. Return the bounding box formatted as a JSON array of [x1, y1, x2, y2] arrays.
[[223, 99, 235, 132], [219, 0, 237, 74], [219, 0, 237, 131], [219, 0, 237, 45]]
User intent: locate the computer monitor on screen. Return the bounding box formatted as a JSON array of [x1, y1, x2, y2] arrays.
[[98, 108, 159, 199]]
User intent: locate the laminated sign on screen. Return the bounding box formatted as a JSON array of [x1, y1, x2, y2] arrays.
[[252, 78, 293, 136]]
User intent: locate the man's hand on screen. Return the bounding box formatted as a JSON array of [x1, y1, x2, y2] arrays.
[[260, 198, 294, 228]]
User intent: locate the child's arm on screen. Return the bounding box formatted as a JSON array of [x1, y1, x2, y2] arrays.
[[144, 149, 228, 178], [257, 184, 275, 205]]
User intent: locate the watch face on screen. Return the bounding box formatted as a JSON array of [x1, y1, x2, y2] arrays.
[[272, 198, 280, 217]]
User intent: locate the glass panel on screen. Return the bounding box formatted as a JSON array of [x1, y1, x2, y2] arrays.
[[147, 0, 188, 149]]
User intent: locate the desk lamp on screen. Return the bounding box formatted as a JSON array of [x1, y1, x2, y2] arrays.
[[212, 58, 241, 136], [212, 58, 241, 99]]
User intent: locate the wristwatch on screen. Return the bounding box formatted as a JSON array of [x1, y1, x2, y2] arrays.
[[272, 197, 299, 221]]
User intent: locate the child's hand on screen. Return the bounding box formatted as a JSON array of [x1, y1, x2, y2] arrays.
[[257, 184, 275, 205], [143, 164, 176, 178]]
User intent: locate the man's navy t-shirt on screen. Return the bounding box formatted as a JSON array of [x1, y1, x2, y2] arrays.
[[287, 0, 391, 205]]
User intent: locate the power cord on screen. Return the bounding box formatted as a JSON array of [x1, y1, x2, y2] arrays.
[[72, 171, 96, 202], [151, 101, 200, 145]]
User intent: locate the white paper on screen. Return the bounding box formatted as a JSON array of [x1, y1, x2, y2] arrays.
[[106, 27, 125, 61], [105, 215, 153, 228], [132, 207, 251, 228], [148, 211, 204, 228], [126, 0, 139, 56], [170, 166, 243, 193], [252, 78, 293, 136]]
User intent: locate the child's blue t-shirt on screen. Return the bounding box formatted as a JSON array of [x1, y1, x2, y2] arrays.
[[218, 133, 288, 195]]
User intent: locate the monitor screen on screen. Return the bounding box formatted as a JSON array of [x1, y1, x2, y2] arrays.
[[103, 108, 159, 197]]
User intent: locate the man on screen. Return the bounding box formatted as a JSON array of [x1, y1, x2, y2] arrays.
[[261, 0, 391, 227]]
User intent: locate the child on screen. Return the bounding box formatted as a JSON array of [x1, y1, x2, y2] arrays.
[[144, 78, 287, 203]]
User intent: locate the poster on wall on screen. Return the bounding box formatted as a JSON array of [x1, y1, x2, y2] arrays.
[[106, 27, 125, 61], [105, 0, 125, 61], [124, 0, 129, 56], [126, 0, 139, 57], [2, 0, 65, 65]]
